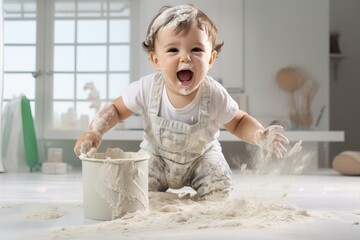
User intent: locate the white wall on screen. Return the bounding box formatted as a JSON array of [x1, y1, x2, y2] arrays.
[[137, 0, 330, 130], [62, 0, 332, 168], [0, 0, 4, 171], [329, 0, 360, 158], [243, 0, 329, 130]]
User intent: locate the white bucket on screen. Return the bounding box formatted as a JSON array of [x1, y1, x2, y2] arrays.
[[80, 148, 149, 221]]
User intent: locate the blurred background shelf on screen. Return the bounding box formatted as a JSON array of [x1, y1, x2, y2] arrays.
[[45, 130, 345, 142]]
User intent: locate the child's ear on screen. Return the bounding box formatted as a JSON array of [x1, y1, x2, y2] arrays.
[[209, 50, 217, 68], [150, 51, 160, 70]]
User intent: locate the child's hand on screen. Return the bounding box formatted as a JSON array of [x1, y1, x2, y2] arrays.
[[74, 131, 102, 157], [254, 125, 289, 160]]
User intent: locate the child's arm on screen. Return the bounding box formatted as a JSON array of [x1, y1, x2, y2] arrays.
[[74, 96, 133, 156], [224, 110, 289, 159]]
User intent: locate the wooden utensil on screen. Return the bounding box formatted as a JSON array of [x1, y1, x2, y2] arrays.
[[300, 79, 319, 126], [276, 67, 304, 125]]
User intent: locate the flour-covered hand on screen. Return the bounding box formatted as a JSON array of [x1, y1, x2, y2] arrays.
[[74, 131, 102, 157], [254, 125, 289, 160], [74, 103, 121, 158]]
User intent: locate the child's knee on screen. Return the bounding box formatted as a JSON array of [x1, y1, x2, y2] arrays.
[[194, 178, 233, 200], [148, 155, 168, 192], [191, 162, 233, 199], [199, 189, 232, 201], [148, 174, 168, 192]]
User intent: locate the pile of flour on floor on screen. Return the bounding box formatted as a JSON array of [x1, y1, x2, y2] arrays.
[[22, 204, 64, 220], [49, 141, 316, 239], [0, 203, 11, 210], [50, 191, 313, 240]]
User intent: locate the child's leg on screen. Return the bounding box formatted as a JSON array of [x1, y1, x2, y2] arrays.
[[147, 153, 169, 192], [190, 146, 233, 200]]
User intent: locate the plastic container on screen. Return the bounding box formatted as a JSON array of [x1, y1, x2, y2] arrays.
[[42, 162, 67, 174], [47, 148, 63, 162], [80, 148, 149, 221]]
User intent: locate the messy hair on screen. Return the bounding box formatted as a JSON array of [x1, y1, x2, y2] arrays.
[[142, 5, 224, 55]]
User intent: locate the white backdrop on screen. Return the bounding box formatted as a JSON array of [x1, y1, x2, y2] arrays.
[[1, 0, 4, 172]]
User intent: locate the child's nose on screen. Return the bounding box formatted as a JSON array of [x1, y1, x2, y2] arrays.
[[180, 53, 191, 63]]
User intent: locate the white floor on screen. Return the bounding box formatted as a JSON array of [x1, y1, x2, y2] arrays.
[[0, 169, 360, 240]]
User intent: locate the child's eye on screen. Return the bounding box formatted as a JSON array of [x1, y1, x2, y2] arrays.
[[167, 48, 178, 53], [192, 47, 203, 52]]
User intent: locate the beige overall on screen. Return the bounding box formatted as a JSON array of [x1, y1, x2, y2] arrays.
[[140, 74, 233, 198]]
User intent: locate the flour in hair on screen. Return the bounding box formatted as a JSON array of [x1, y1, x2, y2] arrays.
[[146, 5, 198, 46]]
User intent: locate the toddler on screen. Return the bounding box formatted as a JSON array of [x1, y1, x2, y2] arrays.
[[74, 5, 289, 200]]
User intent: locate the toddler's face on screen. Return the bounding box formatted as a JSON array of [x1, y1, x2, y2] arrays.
[[150, 21, 216, 96]]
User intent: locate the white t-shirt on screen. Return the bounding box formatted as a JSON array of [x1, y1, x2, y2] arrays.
[[122, 72, 239, 139]]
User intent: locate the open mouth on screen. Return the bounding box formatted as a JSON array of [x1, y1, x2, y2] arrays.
[[177, 70, 193, 84]]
